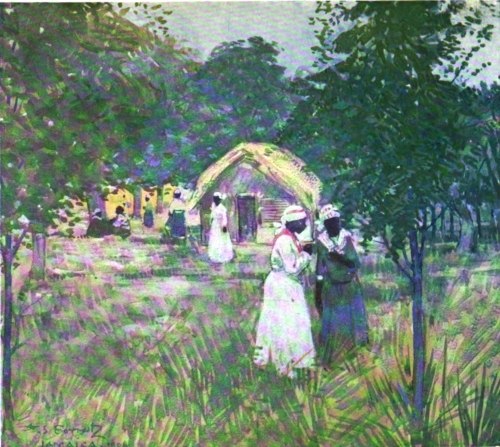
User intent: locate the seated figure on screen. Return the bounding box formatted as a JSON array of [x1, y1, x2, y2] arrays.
[[110, 205, 131, 239], [86, 208, 109, 237]]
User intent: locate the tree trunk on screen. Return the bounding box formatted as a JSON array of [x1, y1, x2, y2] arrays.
[[409, 229, 425, 446], [133, 187, 142, 219], [449, 210, 455, 240], [430, 206, 436, 242], [156, 186, 164, 214], [440, 207, 446, 241], [492, 206, 500, 244], [30, 232, 46, 280], [2, 235, 16, 439], [475, 206, 482, 239], [87, 190, 107, 220], [458, 205, 478, 253]]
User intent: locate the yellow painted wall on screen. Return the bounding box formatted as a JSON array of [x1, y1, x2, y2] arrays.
[[104, 184, 176, 217], [141, 184, 176, 212], [141, 188, 157, 214], [163, 183, 175, 206], [105, 188, 134, 218]]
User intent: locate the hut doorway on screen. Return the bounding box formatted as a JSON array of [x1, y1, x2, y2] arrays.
[[237, 194, 257, 242]]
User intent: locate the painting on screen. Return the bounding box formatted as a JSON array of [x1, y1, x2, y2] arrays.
[[1, 2, 499, 446]]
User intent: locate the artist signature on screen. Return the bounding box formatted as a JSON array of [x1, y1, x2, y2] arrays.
[[26, 423, 105, 439], [38, 441, 128, 447], [25, 423, 129, 447]]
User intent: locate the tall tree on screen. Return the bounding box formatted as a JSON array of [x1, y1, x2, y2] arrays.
[[112, 40, 203, 211], [280, 2, 495, 443], [195, 36, 295, 153], [449, 82, 500, 248], [0, 2, 153, 437]]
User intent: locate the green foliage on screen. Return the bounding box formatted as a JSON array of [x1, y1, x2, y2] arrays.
[[7, 233, 497, 445], [281, 1, 495, 258], [117, 2, 174, 40], [194, 36, 295, 154], [278, 3, 497, 443], [457, 366, 500, 446], [449, 83, 499, 209], [0, 3, 154, 236]]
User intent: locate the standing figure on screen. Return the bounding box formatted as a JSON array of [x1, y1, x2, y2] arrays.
[[143, 196, 154, 228], [110, 205, 131, 239], [315, 204, 369, 364], [254, 205, 316, 378], [166, 188, 187, 241], [207, 192, 234, 263]]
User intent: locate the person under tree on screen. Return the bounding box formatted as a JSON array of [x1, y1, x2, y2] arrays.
[[315, 204, 369, 365]]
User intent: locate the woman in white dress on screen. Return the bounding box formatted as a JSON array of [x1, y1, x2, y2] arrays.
[[208, 192, 234, 263], [254, 205, 316, 378]]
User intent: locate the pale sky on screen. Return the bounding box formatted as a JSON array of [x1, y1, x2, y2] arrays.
[[125, 1, 321, 76], [124, 1, 499, 84]]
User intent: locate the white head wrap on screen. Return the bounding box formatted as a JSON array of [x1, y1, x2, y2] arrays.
[[280, 205, 307, 225], [213, 191, 227, 200], [319, 204, 340, 223]]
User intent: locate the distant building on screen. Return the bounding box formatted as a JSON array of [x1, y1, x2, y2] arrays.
[[188, 142, 322, 244], [105, 183, 182, 218], [105, 188, 134, 218]]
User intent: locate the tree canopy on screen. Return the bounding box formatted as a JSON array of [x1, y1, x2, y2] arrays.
[[194, 36, 295, 153], [279, 2, 496, 442]]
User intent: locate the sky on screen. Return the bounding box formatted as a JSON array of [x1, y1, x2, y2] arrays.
[[124, 1, 499, 84], [124, 1, 320, 77]]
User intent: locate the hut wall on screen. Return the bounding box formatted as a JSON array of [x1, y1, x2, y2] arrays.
[[105, 188, 134, 218], [199, 162, 297, 243]]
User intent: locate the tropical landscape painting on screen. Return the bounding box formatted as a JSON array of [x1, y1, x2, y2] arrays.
[[1, 2, 499, 446]]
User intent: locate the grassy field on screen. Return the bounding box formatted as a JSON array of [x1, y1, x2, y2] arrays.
[[5, 223, 500, 446]]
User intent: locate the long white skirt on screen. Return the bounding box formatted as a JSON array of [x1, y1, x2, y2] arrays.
[[254, 271, 316, 377], [208, 226, 234, 263]]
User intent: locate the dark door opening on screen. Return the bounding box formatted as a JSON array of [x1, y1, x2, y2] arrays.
[[237, 195, 257, 242]]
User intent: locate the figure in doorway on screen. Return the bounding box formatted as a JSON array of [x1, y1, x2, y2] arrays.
[[208, 192, 234, 263]]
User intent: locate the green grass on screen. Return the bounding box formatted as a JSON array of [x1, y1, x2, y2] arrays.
[[6, 237, 500, 446]]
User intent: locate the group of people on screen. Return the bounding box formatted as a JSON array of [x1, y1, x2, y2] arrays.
[[86, 206, 131, 239], [143, 189, 187, 239], [87, 189, 189, 241], [87, 192, 368, 378], [204, 193, 370, 378], [253, 203, 369, 378]]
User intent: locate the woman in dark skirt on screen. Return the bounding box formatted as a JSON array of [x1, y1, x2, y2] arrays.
[[143, 196, 154, 228], [315, 204, 369, 364], [166, 189, 186, 241]]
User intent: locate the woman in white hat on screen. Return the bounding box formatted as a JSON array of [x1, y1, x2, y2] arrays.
[[315, 204, 369, 364], [254, 205, 316, 378], [208, 192, 234, 263]]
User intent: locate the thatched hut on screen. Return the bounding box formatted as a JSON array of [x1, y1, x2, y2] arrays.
[[188, 143, 322, 244]]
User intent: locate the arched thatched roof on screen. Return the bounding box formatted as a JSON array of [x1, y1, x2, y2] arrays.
[[188, 142, 322, 210]]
